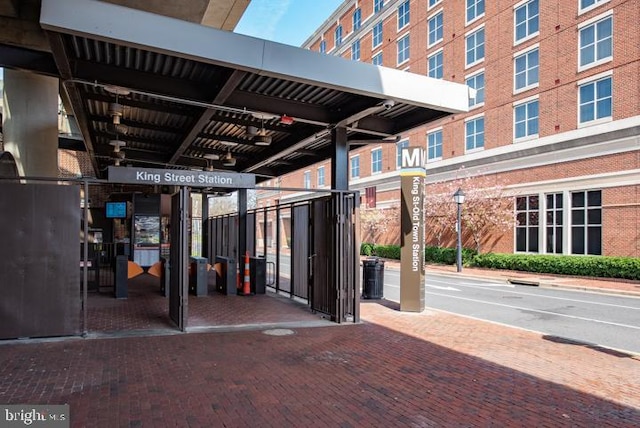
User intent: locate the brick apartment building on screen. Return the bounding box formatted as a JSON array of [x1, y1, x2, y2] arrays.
[[258, 0, 640, 257]]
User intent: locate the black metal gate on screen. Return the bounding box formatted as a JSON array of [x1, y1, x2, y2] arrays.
[[169, 187, 189, 331]]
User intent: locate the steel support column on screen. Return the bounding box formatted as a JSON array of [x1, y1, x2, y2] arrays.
[[331, 126, 349, 191], [238, 188, 247, 262]]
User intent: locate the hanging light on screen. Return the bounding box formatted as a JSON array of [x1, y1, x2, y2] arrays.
[[109, 139, 126, 153], [222, 151, 236, 167]]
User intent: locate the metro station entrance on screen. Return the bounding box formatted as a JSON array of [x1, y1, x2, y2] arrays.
[[0, 169, 359, 340]]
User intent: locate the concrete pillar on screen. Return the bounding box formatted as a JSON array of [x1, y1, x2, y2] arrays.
[[2, 69, 59, 178]]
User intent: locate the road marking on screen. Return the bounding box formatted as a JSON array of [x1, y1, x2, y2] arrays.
[[426, 291, 640, 330], [447, 283, 640, 310], [427, 285, 460, 291]]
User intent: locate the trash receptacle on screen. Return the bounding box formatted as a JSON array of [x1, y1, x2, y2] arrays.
[[362, 258, 384, 299]]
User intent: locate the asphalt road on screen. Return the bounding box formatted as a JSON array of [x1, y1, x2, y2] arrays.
[[381, 268, 640, 355]]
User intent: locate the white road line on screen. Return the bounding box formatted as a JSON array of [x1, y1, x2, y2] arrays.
[[425, 291, 640, 330], [438, 282, 640, 310], [427, 285, 460, 291]]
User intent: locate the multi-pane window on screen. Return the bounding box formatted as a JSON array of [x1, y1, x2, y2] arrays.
[[579, 15, 612, 68], [514, 99, 539, 139], [320, 40, 326, 53], [579, 75, 612, 124], [317, 166, 325, 187], [516, 195, 539, 253], [514, 0, 539, 43], [373, 22, 383, 48], [428, 0, 441, 8], [466, 27, 485, 66], [374, 0, 384, 13], [371, 148, 383, 173], [580, 0, 608, 13], [353, 8, 362, 31], [514, 48, 539, 91], [546, 193, 563, 254], [372, 52, 383, 66], [351, 39, 361, 61], [466, 71, 485, 108], [398, 0, 410, 30], [428, 11, 443, 46], [303, 171, 311, 189], [467, 0, 485, 23], [335, 25, 343, 46], [571, 190, 602, 255], [465, 116, 484, 151], [427, 130, 443, 161], [428, 50, 443, 79], [397, 34, 410, 64], [396, 140, 409, 168], [350, 156, 360, 179]]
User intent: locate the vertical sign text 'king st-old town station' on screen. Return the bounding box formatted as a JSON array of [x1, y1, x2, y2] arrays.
[[400, 147, 426, 312]]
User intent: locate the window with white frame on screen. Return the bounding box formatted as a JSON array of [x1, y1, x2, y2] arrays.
[[579, 75, 612, 125], [335, 25, 343, 46], [351, 39, 361, 61], [320, 40, 326, 53], [350, 155, 360, 179], [466, 27, 485, 67], [397, 34, 410, 65], [428, 0, 441, 8], [303, 171, 311, 189], [514, 47, 539, 92], [353, 8, 362, 31], [514, 98, 539, 140], [372, 21, 383, 48], [514, 0, 539, 44], [580, 0, 609, 13], [545, 193, 563, 254], [466, 71, 485, 108], [374, 0, 384, 13], [466, 0, 485, 24], [371, 148, 383, 173], [428, 50, 443, 79], [571, 190, 601, 255], [372, 52, 383, 66], [398, 0, 410, 30], [579, 15, 612, 69], [427, 129, 442, 161], [317, 166, 325, 187], [428, 11, 443, 47], [515, 195, 539, 252], [465, 115, 484, 151], [396, 140, 409, 168]]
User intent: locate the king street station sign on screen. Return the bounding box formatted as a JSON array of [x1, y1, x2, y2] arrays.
[[108, 166, 255, 188]]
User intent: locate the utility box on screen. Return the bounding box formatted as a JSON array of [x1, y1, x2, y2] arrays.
[[189, 257, 208, 296], [249, 256, 266, 294], [215, 256, 236, 295]]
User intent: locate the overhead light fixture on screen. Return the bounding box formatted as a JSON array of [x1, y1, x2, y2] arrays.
[[219, 140, 239, 147], [246, 125, 259, 137], [109, 139, 126, 153], [203, 153, 220, 161], [254, 134, 272, 146], [222, 151, 236, 167], [251, 112, 279, 121], [109, 102, 124, 124]]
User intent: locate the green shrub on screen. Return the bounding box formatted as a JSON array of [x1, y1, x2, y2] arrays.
[[424, 246, 477, 265], [470, 253, 640, 281], [374, 244, 401, 260], [360, 242, 374, 256]]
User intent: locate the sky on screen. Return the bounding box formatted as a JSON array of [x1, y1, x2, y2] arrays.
[[234, 0, 344, 47]]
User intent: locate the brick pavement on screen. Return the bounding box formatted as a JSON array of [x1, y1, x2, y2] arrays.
[[1, 297, 639, 427]]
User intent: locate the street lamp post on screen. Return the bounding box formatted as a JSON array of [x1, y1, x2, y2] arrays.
[[453, 188, 465, 273]]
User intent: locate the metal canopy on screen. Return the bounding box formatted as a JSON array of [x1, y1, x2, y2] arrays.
[[38, 0, 469, 181]]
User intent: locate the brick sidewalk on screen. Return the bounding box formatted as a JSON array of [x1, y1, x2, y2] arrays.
[[1, 300, 639, 427]]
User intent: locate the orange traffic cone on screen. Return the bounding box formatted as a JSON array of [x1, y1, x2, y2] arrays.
[[242, 251, 251, 296]]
